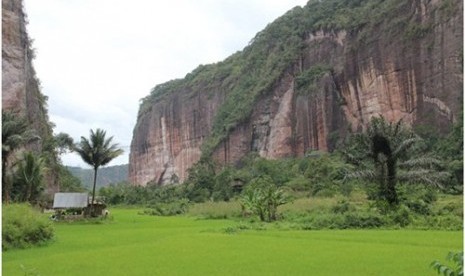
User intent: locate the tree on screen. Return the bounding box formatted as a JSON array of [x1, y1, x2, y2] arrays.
[[57, 166, 85, 192], [342, 117, 447, 206], [185, 160, 216, 202], [240, 175, 290, 222], [74, 129, 123, 216], [434, 112, 463, 193], [12, 151, 45, 203], [2, 111, 37, 204]]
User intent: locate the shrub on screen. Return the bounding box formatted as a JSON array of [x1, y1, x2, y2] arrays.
[[431, 251, 463, 276], [142, 200, 189, 216], [420, 214, 463, 231], [342, 212, 384, 229], [406, 199, 432, 215], [2, 204, 54, 251], [298, 212, 384, 230], [332, 200, 353, 214]]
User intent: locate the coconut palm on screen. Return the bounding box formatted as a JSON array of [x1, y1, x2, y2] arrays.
[[2, 111, 37, 203], [342, 116, 447, 206], [74, 129, 123, 216]]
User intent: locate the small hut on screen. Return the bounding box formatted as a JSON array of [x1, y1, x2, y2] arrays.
[[52, 193, 108, 219], [52, 193, 88, 219]]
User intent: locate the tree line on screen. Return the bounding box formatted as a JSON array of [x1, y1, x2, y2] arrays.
[[3, 110, 461, 222], [100, 115, 462, 222], [2, 111, 123, 215]]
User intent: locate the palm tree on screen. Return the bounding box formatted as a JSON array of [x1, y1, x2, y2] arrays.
[[343, 116, 447, 206], [74, 129, 123, 216], [13, 151, 45, 203], [2, 111, 37, 204]]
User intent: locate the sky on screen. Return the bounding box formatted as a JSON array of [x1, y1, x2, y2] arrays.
[[24, 0, 308, 168]]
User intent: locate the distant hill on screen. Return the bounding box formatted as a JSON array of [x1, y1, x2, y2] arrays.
[[67, 164, 128, 189]]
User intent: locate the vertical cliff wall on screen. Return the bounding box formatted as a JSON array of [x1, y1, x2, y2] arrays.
[[2, 0, 59, 194], [130, 0, 462, 186]]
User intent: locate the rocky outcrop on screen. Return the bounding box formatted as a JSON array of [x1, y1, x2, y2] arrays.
[[2, 0, 59, 194], [130, 0, 463, 186]]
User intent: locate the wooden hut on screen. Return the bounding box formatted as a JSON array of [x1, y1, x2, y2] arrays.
[[52, 193, 88, 219]]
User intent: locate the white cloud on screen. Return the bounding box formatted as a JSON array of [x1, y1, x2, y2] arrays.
[[24, 0, 308, 167]]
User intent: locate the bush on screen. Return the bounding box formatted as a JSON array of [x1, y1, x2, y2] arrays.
[[431, 251, 463, 276], [297, 212, 384, 230], [2, 204, 54, 251], [142, 200, 189, 216], [389, 205, 412, 227], [342, 213, 384, 228], [332, 200, 354, 214]]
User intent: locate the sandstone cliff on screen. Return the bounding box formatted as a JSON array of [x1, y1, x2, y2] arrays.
[[2, 0, 59, 194], [130, 0, 463, 186]]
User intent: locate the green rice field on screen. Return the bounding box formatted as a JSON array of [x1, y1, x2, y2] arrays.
[[3, 208, 462, 275]]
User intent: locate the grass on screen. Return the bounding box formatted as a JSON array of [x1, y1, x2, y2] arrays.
[[2, 208, 462, 275], [188, 200, 241, 219]]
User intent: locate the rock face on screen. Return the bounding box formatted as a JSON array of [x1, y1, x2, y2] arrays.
[[2, 0, 59, 194], [130, 0, 463, 186]]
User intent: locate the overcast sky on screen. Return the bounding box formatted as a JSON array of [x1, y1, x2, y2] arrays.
[[24, 0, 308, 168]]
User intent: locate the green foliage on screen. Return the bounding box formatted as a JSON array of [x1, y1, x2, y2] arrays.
[[41, 132, 74, 159], [11, 152, 45, 203], [142, 199, 189, 216], [296, 212, 384, 230], [74, 129, 123, 216], [57, 165, 86, 192], [74, 129, 124, 170], [2, 111, 38, 203], [434, 112, 463, 193], [99, 181, 188, 206], [184, 160, 217, 202], [404, 22, 432, 39], [331, 199, 354, 214], [240, 175, 291, 222], [431, 251, 463, 276], [302, 153, 352, 196], [342, 116, 447, 206], [187, 201, 241, 219], [2, 204, 54, 251], [2, 111, 33, 159], [295, 65, 332, 95]]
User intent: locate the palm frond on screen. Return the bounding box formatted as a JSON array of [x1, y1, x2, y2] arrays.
[[345, 169, 376, 181], [74, 129, 123, 168], [392, 137, 422, 159], [398, 157, 443, 170], [397, 169, 449, 188]]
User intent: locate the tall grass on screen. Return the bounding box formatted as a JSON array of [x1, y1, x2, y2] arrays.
[[187, 201, 241, 219]]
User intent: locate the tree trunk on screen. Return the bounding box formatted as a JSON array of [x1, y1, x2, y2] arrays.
[[2, 159, 10, 204], [91, 167, 98, 217], [386, 158, 398, 205]]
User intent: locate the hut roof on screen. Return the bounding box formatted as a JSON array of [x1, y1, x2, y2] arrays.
[[53, 193, 88, 209]]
